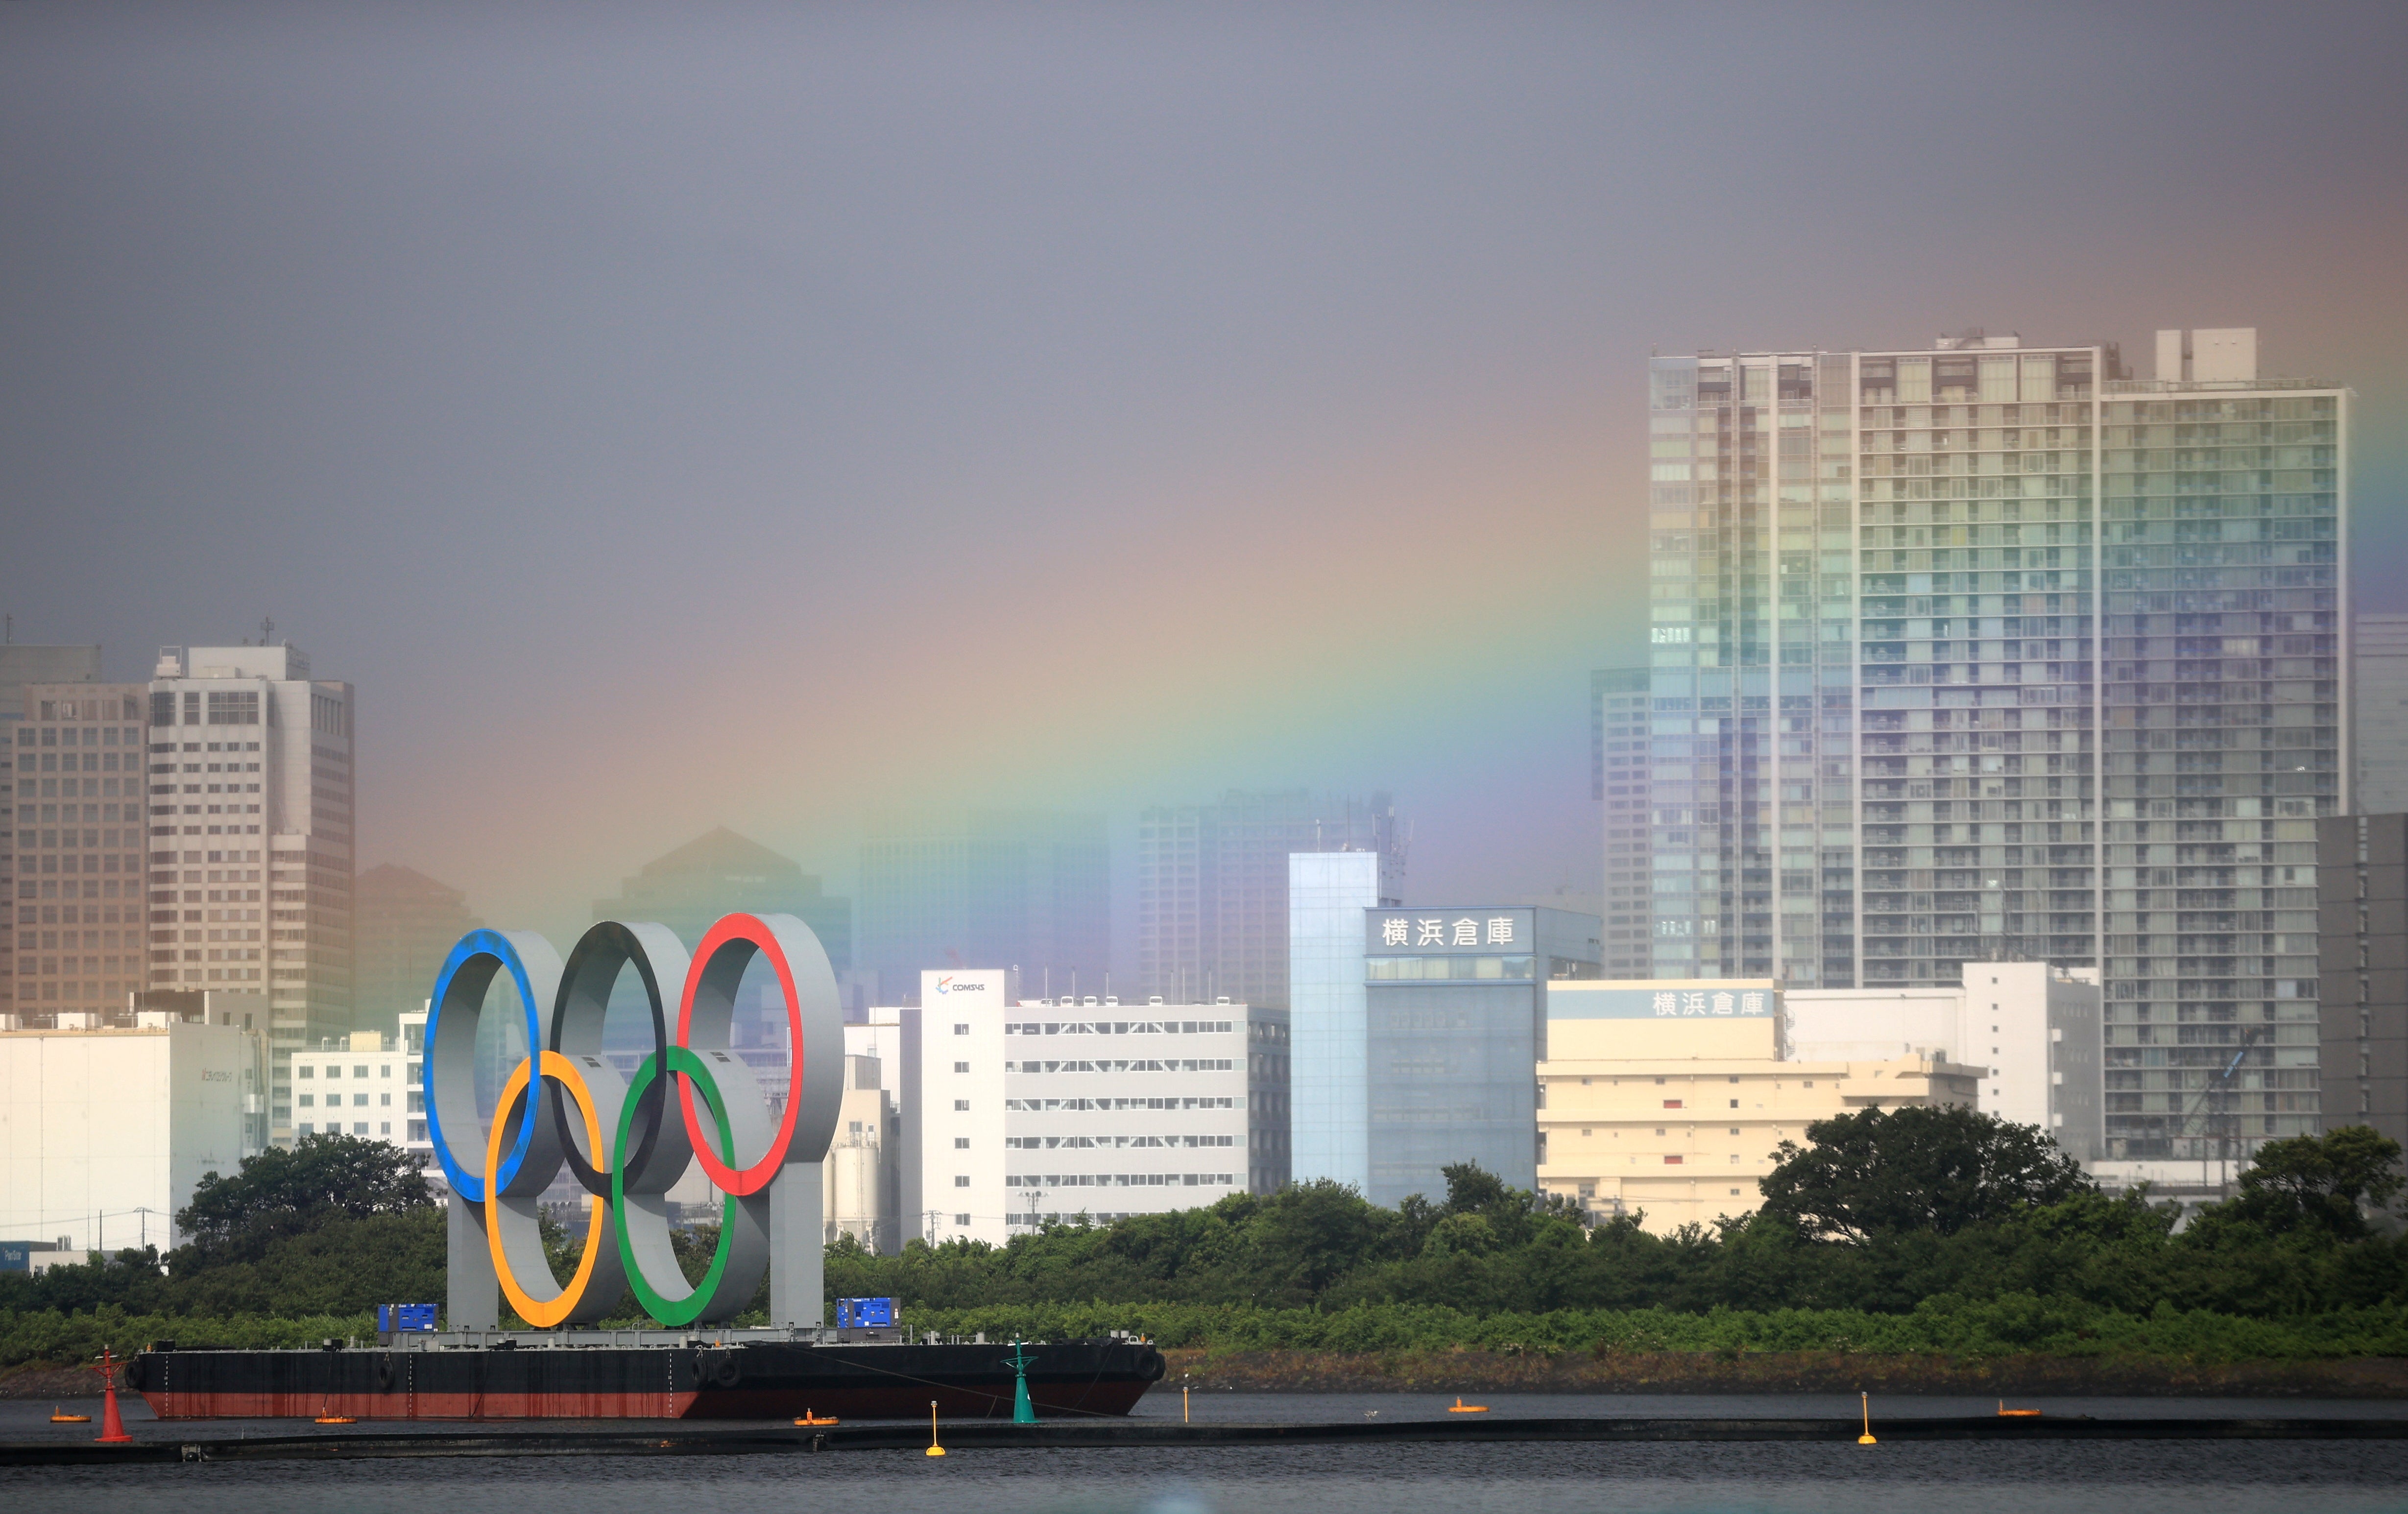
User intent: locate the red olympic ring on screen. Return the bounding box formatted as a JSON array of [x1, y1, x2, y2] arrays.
[[676, 912, 809, 1195]]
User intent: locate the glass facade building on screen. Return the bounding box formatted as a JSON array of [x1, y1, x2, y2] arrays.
[[1601, 331, 2348, 1159], [1286, 850, 1381, 1190], [1361, 905, 1600, 1205]]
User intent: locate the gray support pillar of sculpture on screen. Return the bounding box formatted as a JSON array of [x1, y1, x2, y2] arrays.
[[447, 1197, 498, 1331], [769, 1164, 824, 1330]]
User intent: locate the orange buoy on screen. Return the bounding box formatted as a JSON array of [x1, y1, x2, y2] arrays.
[[794, 1410, 840, 1426], [49, 1406, 90, 1423], [1997, 1399, 2042, 1418], [1446, 1396, 1489, 1413]]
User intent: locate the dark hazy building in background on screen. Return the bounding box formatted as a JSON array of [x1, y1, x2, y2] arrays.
[[353, 863, 481, 1040], [591, 826, 851, 970], [1136, 789, 1403, 1009], [2319, 815, 2408, 1150], [856, 810, 1107, 1005], [1, 647, 106, 1015], [8, 676, 148, 1026]]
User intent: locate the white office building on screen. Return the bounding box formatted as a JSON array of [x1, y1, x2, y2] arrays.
[[290, 1030, 411, 1141], [0, 1013, 265, 1252], [148, 644, 356, 1148], [1786, 961, 2103, 1158], [905, 969, 1289, 1247]]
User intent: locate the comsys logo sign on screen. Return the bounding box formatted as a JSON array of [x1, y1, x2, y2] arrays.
[[935, 975, 987, 996]]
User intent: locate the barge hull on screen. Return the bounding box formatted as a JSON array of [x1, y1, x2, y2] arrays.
[[130, 1338, 1163, 1421]]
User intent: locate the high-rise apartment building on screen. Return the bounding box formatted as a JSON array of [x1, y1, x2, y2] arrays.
[[149, 645, 356, 1146], [9, 682, 150, 1025], [2352, 615, 2408, 815], [2317, 814, 2408, 1150], [1601, 328, 2347, 1160], [1136, 790, 1402, 1009], [856, 810, 1108, 1006], [353, 864, 481, 1041]]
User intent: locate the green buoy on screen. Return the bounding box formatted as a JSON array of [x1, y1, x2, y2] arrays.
[[1005, 1339, 1039, 1424]]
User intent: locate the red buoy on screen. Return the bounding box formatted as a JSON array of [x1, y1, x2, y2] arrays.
[[93, 1347, 134, 1444]]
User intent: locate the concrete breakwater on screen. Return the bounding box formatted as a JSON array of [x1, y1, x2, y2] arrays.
[[1161, 1348, 2408, 1398]]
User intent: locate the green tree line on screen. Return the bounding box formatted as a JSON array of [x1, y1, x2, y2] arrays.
[[3, 1113, 2402, 1370]]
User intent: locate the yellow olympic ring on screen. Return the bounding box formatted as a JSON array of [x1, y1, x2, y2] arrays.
[[485, 1050, 626, 1328]]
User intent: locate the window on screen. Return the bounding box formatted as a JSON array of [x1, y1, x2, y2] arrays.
[[1729, 1099, 1739, 1108], [299, 1093, 313, 1107], [953, 1175, 970, 1187], [1664, 1155, 1683, 1165], [298, 1065, 313, 1079], [380, 1093, 391, 1106], [353, 1065, 367, 1078], [954, 1137, 969, 1149], [354, 1093, 367, 1106], [1662, 1099, 1683, 1108], [298, 1123, 313, 1134], [954, 1214, 970, 1226], [327, 1065, 341, 1079], [953, 1061, 969, 1074], [352, 1123, 367, 1135], [954, 1100, 969, 1111], [380, 1122, 391, 1136], [954, 1024, 969, 1035]]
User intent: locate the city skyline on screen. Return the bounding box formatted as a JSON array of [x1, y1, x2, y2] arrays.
[[3, 7, 2405, 966]]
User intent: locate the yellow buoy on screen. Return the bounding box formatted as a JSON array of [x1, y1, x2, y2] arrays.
[[926, 1399, 946, 1457], [1857, 1391, 1877, 1445], [1447, 1396, 1489, 1413]]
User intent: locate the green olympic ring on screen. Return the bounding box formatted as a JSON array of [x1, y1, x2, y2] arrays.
[[611, 1046, 772, 1325]]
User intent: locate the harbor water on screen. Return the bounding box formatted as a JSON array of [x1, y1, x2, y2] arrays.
[[4, 1393, 2404, 1513]]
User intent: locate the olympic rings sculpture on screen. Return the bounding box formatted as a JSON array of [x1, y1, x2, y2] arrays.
[[423, 913, 842, 1327]]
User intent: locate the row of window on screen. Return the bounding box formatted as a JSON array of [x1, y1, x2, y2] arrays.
[[1001, 1097, 1239, 1111], [297, 1091, 392, 1108], [1004, 1020, 1236, 1036], [295, 1122, 392, 1137], [18, 716, 140, 740], [1002, 1173, 1237, 1188], [1002, 1135, 1236, 1150], [1005, 1059, 1236, 1074]]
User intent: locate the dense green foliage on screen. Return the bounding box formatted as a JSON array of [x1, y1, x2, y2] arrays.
[[827, 1128, 2408, 1322], [1755, 1105, 2093, 1242], [5, 1123, 2404, 1372], [175, 1131, 435, 1263]]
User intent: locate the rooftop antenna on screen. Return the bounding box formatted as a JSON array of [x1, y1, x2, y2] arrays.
[[3, 613, 10, 644], [259, 616, 274, 648]]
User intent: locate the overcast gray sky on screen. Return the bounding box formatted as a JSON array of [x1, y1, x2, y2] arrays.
[[5, 2, 2404, 954]]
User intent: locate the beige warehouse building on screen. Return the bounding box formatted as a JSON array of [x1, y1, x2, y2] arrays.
[[0, 1010, 265, 1252], [1536, 979, 1979, 1233]]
